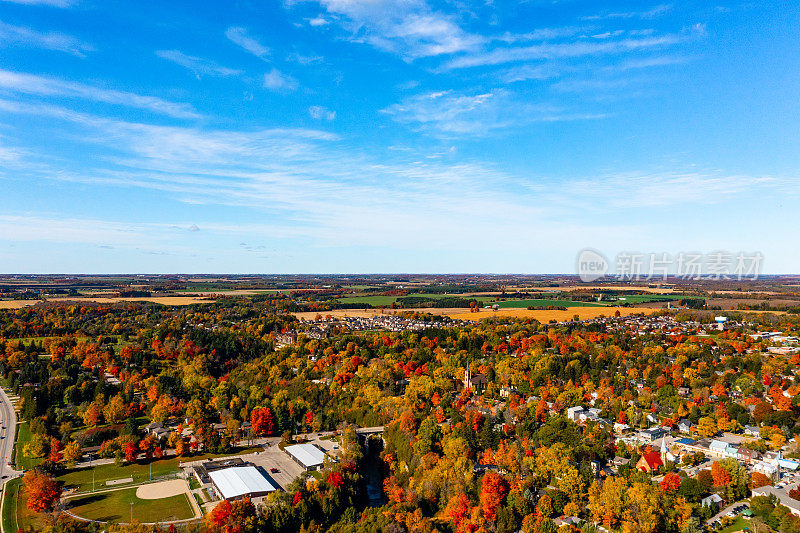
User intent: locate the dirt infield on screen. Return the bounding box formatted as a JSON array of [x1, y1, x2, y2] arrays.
[[136, 479, 189, 500]]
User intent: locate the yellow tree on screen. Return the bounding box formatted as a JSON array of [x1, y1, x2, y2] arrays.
[[623, 482, 662, 533], [588, 477, 628, 529]]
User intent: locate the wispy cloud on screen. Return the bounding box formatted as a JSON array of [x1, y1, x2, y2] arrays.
[[382, 89, 605, 136], [0, 20, 92, 56], [309, 105, 335, 120], [156, 50, 242, 78], [0, 69, 199, 119], [0, 98, 791, 266], [442, 32, 689, 70], [301, 0, 484, 60], [582, 4, 673, 21], [263, 68, 298, 91], [225, 26, 270, 60]]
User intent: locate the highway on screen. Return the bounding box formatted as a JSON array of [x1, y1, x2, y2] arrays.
[[0, 386, 19, 487]]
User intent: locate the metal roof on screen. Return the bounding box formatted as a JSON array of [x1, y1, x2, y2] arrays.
[[285, 443, 327, 468], [208, 466, 276, 499]]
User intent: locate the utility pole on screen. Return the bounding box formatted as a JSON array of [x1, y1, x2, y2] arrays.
[[92, 471, 94, 493]]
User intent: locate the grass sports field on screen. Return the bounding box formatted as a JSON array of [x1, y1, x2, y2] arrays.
[[57, 446, 262, 493], [66, 486, 195, 523]]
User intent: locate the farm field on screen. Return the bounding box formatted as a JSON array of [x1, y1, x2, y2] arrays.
[[336, 295, 399, 306], [491, 298, 605, 308], [449, 306, 660, 321], [45, 296, 215, 305], [0, 301, 36, 309], [66, 486, 195, 523]]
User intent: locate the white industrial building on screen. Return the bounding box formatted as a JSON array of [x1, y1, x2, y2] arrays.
[[284, 443, 329, 471], [208, 466, 277, 500]]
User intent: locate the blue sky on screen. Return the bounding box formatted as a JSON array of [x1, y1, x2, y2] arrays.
[[0, 0, 798, 274]]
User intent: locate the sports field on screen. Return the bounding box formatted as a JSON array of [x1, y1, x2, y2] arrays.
[[67, 486, 195, 523]]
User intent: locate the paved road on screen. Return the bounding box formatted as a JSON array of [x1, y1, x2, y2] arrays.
[[0, 386, 19, 484]]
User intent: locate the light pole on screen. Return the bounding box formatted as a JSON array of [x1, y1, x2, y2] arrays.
[[92, 471, 94, 493], [130, 501, 133, 523]]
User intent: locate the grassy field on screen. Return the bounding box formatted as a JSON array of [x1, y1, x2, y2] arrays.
[[720, 516, 748, 533], [493, 299, 605, 309], [59, 446, 262, 493], [67, 486, 195, 523], [2, 477, 45, 532], [608, 294, 687, 304], [336, 295, 399, 306], [15, 423, 43, 471]]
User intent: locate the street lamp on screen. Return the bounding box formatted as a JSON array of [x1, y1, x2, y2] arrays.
[[130, 501, 133, 523]]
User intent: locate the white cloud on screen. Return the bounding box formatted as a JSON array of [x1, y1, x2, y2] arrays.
[[0, 21, 92, 56], [308, 105, 336, 120], [308, 15, 330, 26], [443, 33, 688, 70], [1, 99, 793, 269], [582, 4, 673, 21], [301, 0, 483, 60], [156, 50, 242, 78], [0, 69, 199, 119], [225, 26, 270, 59], [382, 89, 605, 136], [263, 68, 298, 91]]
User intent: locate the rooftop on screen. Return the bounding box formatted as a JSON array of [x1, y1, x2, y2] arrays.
[[208, 466, 276, 500], [285, 443, 327, 468]]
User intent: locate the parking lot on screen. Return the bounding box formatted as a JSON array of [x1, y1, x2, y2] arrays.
[[248, 445, 306, 490]]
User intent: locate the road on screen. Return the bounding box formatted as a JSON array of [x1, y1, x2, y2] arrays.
[[0, 386, 20, 485]]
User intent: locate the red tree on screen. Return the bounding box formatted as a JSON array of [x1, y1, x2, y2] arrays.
[[711, 461, 731, 487], [124, 441, 138, 463], [207, 499, 232, 529], [327, 471, 344, 488], [480, 472, 509, 522], [251, 407, 277, 436], [660, 472, 682, 493], [23, 471, 61, 513], [48, 438, 63, 463]]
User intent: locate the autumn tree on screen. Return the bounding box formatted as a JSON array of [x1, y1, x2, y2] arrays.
[[63, 441, 82, 467], [251, 407, 277, 436], [480, 472, 508, 522], [23, 471, 62, 513]]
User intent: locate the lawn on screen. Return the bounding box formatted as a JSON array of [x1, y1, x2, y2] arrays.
[[493, 299, 606, 309], [720, 516, 749, 533], [67, 486, 195, 523], [2, 477, 45, 532], [15, 423, 43, 471], [59, 446, 262, 493]]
